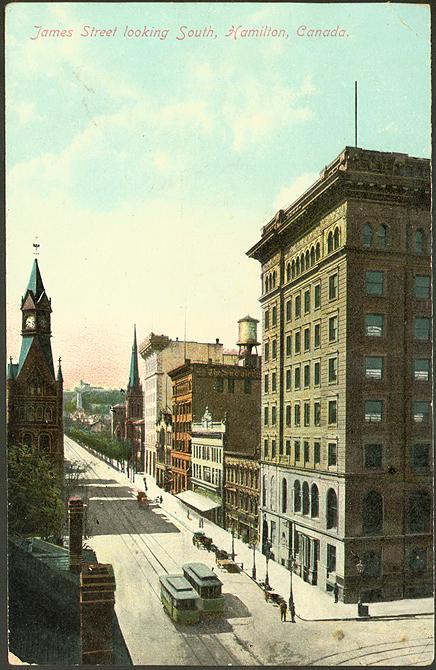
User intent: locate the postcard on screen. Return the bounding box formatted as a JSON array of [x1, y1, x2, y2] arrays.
[[6, 2, 433, 666]]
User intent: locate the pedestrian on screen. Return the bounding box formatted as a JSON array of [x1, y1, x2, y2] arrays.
[[159, 495, 163, 504], [288, 599, 296, 623], [280, 600, 287, 622], [187, 510, 191, 520], [333, 582, 339, 603], [143, 476, 147, 492]]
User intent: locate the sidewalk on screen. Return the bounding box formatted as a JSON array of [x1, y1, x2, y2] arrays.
[[134, 471, 434, 622]]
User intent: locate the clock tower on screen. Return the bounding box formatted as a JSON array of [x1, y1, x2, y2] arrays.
[[7, 258, 64, 480]]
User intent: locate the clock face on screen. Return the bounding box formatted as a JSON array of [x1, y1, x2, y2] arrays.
[[25, 315, 35, 329]]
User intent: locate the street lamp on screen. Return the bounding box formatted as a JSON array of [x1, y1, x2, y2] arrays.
[[264, 540, 272, 590], [249, 534, 257, 580], [287, 555, 296, 611], [230, 525, 235, 561], [356, 558, 364, 616]]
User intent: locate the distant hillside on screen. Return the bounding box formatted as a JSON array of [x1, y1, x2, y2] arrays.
[[63, 389, 125, 414]]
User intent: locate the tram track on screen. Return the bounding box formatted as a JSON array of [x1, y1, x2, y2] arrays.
[[65, 437, 254, 666]]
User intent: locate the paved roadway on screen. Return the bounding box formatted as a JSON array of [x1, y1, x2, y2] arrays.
[[65, 436, 434, 666]]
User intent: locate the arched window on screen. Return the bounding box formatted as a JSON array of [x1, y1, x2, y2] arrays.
[[305, 250, 310, 268], [39, 433, 50, 450], [300, 253, 305, 272], [315, 242, 320, 260], [377, 224, 387, 249], [273, 271, 277, 287], [327, 231, 333, 253], [415, 229, 425, 255], [286, 263, 291, 282], [363, 224, 373, 248], [302, 482, 310, 515], [408, 490, 431, 532], [310, 247, 315, 266], [23, 433, 33, 447], [270, 476, 276, 510], [291, 260, 295, 278], [333, 227, 340, 249], [363, 491, 383, 535], [294, 480, 301, 512], [296, 258, 300, 275], [326, 489, 338, 529], [281, 478, 287, 513], [311, 484, 319, 517]]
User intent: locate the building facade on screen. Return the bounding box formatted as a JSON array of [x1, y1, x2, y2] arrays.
[[247, 147, 432, 603], [7, 258, 64, 480], [224, 453, 260, 544], [110, 327, 144, 471], [138, 333, 238, 477], [191, 408, 226, 524]]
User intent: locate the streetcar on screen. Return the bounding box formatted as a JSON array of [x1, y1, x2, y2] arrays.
[[182, 562, 225, 615], [159, 574, 200, 625]]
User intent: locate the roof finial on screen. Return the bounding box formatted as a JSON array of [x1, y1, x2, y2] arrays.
[[33, 236, 40, 256]]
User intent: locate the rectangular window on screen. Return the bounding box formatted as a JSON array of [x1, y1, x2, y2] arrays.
[[285, 405, 291, 427], [314, 442, 321, 464], [328, 316, 338, 342], [304, 402, 310, 426], [271, 440, 276, 458], [271, 406, 277, 425], [304, 441, 310, 463], [327, 545, 336, 572], [294, 404, 301, 427], [413, 401, 430, 424], [228, 377, 235, 393], [295, 331, 301, 353], [328, 357, 338, 383], [365, 400, 383, 423], [264, 310, 270, 330], [329, 273, 338, 300], [294, 440, 300, 461], [304, 327, 310, 351], [414, 359, 430, 381], [366, 314, 384, 337], [263, 439, 268, 458], [286, 369, 291, 391], [415, 275, 431, 299], [272, 306, 277, 326], [314, 401, 321, 426], [286, 299, 292, 321], [364, 444, 383, 468], [294, 366, 301, 389], [285, 440, 291, 455], [411, 444, 430, 470], [314, 323, 320, 348], [366, 270, 384, 296], [295, 295, 301, 318], [216, 378, 224, 393], [271, 372, 277, 392], [264, 406, 269, 425], [264, 342, 269, 361], [244, 378, 252, 394], [328, 400, 337, 425], [314, 283, 321, 308], [304, 364, 310, 387], [304, 290, 311, 313], [328, 442, 337, 466], [414, 317, 430, 341], [272, 339, 277, 359], [365, 356, 383, 379], [264, 374, 269, 393], [286, 335, 292, 357], [314, 361, 320, 386]]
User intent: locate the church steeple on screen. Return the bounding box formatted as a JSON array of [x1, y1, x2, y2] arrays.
[[25, 258, 46, 302], [128, 325, 140, 388]]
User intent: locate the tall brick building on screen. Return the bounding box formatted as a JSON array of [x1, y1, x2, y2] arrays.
[[7, 258, 64, 478], [247, 147, 432, 603]]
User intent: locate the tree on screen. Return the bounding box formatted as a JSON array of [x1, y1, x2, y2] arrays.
[[8, 444, 65, 540]]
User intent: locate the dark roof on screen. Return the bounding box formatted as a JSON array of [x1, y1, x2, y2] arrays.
[[25, 259, 46, 301], [128, 325, 140, 388]]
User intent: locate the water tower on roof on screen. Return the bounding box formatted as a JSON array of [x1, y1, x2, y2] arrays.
[[237, 315, 260, 368]]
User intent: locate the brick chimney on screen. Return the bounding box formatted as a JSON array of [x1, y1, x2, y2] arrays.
[[80, 563, 116, 665], [68, 496, 84, 573]]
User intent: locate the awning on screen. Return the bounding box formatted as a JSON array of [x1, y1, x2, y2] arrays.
[[176, 490, 221, 512]]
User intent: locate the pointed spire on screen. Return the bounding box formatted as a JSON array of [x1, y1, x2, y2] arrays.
[[26, 258, 46, 301], [57, 357, 63, 382], [128, 325, 139, 387]]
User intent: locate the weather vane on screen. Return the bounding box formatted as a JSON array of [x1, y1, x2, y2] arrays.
[[33, 236, 40, 256]]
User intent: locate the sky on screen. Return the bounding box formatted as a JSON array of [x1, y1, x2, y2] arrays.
[[6, 2, 431, 389]]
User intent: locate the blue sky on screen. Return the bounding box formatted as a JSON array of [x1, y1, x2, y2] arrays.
[[6, 2, 431, 387]]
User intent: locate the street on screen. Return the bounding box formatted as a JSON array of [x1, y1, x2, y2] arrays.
[[65, 436, 434, 666]]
